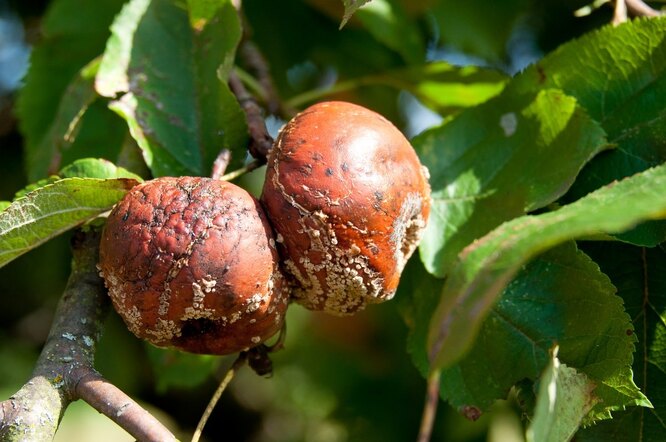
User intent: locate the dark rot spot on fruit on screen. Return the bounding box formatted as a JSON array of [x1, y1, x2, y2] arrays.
[[373, 191, 388, 213], [261, 101, 431, 315], [99, 177, 289, 355], [626, 329, 634, 336], [180, 317, 218, 338]]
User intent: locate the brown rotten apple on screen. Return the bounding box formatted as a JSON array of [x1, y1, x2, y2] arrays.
[[261, 101, 431, 315], [99, 177, 288, 355]]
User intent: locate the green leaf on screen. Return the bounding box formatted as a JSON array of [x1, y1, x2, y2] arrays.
[[16, 0, 126, 181], [415, 88, 607, 277], [526, 348, 598, 442], [187, 0, 225, 24], [514, 18, 666, 130], [12, 177, 61, 201], [244, 0, 406, 119], [437, 243, 646, 420], [288, 62, 507, 113], [353, 0, 424, 64], [0, 202, 9, 212], [0, 178, 138, 269], [428, 162, 666, 372], [145, 346, 221, 393], [513, 18, 666, 246], [11, 159, 142, 202], [394, 257, 445, 377], [24, 58, 100, 180], [403, 63, 507, 114], [58, 101, 129, 176], [96, 0, 248, 178], [339, 0, 373, 29], [575, 242, 666, 441], [59, 158, 143, 181]]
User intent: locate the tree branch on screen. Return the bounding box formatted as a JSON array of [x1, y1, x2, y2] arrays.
[[626, 0, 663, 17], [229, 71, 274, 163], [0, 229, 176, 442], [74, 370, 175, 442], [227, 1, 284, 164], [416, 370, 442, 442], [612, 0, 663, 24], [238, 41, 282, 115], [613, 0, 628, 25], [192, 353, 248, 442], [211, 148, 232, 179]]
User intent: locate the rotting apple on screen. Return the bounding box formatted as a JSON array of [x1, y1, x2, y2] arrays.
[[99, 177, 288, 355], [261, 101, 431, 315]]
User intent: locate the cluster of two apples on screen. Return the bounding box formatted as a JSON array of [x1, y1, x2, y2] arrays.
[[99, 102, 431, 355]]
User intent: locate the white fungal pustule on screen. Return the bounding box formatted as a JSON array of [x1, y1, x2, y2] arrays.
[[282, 209, 385, 314], [390, 192, 428, 274]]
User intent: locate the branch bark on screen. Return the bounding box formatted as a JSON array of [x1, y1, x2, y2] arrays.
[[229, 71, 274, 163], [612, 0, 663, 24], [626, 0, 663, 17], [74, 370, 175, 441], [613, 0, 628, 25], [0, 229, 176, 442], [416, 370, 441, 442], [238, 41, 282, 115]]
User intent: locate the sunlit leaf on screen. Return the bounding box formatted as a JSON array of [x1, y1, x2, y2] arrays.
[[417, 18, 666, 276], [288, 62, 507, 113], [415, 88, 607, 277], [96, 0, 247, 177], [513, 17, 666, 246], [526, 348, 598, 442], [12, 177, 60, 202], [402, 63, 507, 113], [0, 178, 138, 269], [428, 162, 666, 371], [59, 158, 143, 181], [12, 159, 142, 201]]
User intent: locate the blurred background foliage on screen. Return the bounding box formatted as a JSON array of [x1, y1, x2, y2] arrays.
[[0, 0, 631, 440]]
